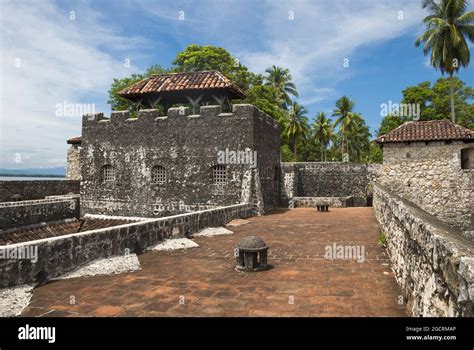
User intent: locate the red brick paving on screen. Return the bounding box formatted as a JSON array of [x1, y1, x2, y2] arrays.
[[20, 208, 406, 317]]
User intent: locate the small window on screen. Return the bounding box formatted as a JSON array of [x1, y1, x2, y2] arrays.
[[213, 165, 227, 184], [461, 147, 474, 170], [102, 164, 115, 182], [152, 165, 166, 184]]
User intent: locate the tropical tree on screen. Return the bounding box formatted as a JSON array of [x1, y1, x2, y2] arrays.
[[264, 65, 299, 109], [312, 112, 335, 161], [332, 96, 363, 159], [108, 64, 169, 112], [244, 85, 287, 125], [376, 114, 405, 137], [285, 102, 310, 158], [415, 0, 474, 122], [347, 121, 371, 162], [172, 44, 253, 89]]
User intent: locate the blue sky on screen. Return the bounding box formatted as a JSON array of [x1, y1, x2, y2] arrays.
[[1, 0, 473, 168]]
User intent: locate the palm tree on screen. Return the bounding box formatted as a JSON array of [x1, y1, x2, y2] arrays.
[[332, 96, 363, 160], [285, 102, 310, 158], [347, 121, 371, 162], [415, 0, 474, 123], [313, 112, 335, 161], [264, 65, 299, 109]]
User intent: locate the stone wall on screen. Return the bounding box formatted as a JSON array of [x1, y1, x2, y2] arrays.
[[66, 145, 81, 180], [379, 142, 474, 233], [373, 184, 474, 317], [0, 203, 254, 287], [280, 162, 375, 207], [0, 180, 80, 202], [0, 197, 80, 230], [292, 196, 354, 208], [80, 104, 280, 217]]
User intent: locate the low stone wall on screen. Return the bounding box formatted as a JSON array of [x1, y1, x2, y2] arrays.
[[0, 203, 254, 287], [292, 197, 351, 208], [0, 180, 80, 202], [280, 162, 375, 207], [373, 184, 474, 317], [0, 197, 80, 230]]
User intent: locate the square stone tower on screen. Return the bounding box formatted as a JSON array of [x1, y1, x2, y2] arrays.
[[79, 104, 280, 217], [377, 120, 474, 233]]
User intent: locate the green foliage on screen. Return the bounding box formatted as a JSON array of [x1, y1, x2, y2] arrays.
[[172, 44, 252, 90], [378, 232, 388, 248], [400, 78, 474, 129], [297, 139, 324, 162], [280, 144, 295, 162], [244, 85, 286, 125], [108, 74, 144, 112], [312, 112, 336, 161], [415, 0, 474, 75], [401, 81, 435, 119], [415, 0, 474, 122], [347, 120, 371, 162], [366, 142, 383, 164], [429, 78, 474, 128], [107, 65, 169, 112], [106, 44, 381, 164], [333, 96, 368, 161], [172, 44, 237, 73], [376, 115, 405, 137], [377, 77, 474, 137], [285, 102, 310, 158], [264, 65, 299, 109]]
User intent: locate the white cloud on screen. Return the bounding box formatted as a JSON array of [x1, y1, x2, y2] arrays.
[[0, 0, 144, 168], [236, 0, 426, 108], [0, 0, 430, 168], [136, 0, 427, 111]]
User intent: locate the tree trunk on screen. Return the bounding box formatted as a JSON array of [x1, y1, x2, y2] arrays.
[[450, 73, 455, 123], [293, 138, 297, 158], [341, 137, 345, 160]]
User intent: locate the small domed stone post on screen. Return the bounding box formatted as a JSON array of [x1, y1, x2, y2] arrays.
[[234, 236, 269, 272]]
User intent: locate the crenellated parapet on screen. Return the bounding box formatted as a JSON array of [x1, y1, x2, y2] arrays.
[[82, 104, 280, 130]]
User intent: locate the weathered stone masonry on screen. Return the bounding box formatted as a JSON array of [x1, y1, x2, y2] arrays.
[[373, 184, 473, 316], [0, 203, 254, 287], [378, 141, 473, 233], [0, 197, 80, 230], [80, 104, 280, 218], [280, 162, 377, 207], [0, 180, 79, 202], [66, 145, 81, 180]]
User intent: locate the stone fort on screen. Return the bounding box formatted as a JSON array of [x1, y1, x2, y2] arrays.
[[1, 71, 473, 317]]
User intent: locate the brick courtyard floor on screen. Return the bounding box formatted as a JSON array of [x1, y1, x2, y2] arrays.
[[21, 208, 406, 317]]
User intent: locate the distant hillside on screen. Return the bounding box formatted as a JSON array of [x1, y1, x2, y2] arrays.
[[0, 167, 66, 177]]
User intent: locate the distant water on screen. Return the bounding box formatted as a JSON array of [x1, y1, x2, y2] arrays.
[[0, 176, 65, 181]]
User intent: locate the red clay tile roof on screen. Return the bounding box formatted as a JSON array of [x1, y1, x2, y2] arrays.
[[376, 120, 474, 143], [0, 218, 135, 245], [67, 136, 82, 145], [118, 70, 246, 99]]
